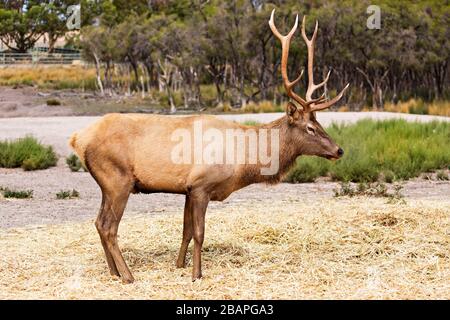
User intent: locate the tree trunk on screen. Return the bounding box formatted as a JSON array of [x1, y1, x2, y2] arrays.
[[158, 59, 177, 113], [48, 34, 58, 53], [357, 67, 388, 110], [93, 52, 104, 96], [129, 58, 139, 88]]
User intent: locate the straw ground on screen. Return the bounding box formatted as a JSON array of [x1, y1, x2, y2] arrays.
[[0, 196, 448, 299]]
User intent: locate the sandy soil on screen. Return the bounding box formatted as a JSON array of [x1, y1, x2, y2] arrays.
[[0, 87, 73, 117]]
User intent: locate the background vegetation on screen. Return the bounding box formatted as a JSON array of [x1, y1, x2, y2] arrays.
[[0, 187, 33, 199], [286, 119, 450, 183], [0, 1, 448, 113], [0, 136, 58, 171]]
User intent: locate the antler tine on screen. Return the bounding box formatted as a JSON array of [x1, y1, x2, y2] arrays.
[[269, 9, 307, 107], [301, 16, 320, 103], [301, 17, 318, 44], [268, 9, 283, 40], [289, 69, 304, 89], [310, 83, 350, 112], [305, 92, 326, 106], [315, 70, 332, 91], [269, 9, 298, 41]]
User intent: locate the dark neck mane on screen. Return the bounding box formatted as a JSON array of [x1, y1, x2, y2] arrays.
[[240, 115, 301, 186]]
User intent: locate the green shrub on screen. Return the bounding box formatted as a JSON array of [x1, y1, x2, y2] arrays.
[[66, 153, 86, 172], [286, 158, 330, 183], [200, 84, 218, 107], [333, 182, 403, 200], [2, 188, 33, 199], [436, 170, 449, 181], [46, 98, 61, 106], [243, 101, 280, 113], [154, 90, 183, 109], [380, 170, 395, 183], [0, 136, 57, 170], [333, 182, 355, 197], [241, 120, 260, 126], [56, 189, 80, 199], [409, 99, 429, 115], [287, 120, 450, 183]]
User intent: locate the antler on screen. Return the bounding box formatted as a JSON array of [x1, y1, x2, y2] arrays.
[[269, 10, 349, 113], [301, 16, 349, 112], [269, 10, 307, 108]]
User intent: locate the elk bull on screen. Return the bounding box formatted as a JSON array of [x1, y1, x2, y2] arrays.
[[69, 10, 348, 283]]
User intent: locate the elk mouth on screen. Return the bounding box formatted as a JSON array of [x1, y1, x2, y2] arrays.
[[324, 148, 344, 160], [324, 154, 341, 161]]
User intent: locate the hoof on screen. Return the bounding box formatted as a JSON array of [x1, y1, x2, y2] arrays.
[[109, 270, 120, 277], [121, 275, 135, 284], [192, 273, 202, 282]]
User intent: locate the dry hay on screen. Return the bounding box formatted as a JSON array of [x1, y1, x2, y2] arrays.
[[0, 197, 449, 299]]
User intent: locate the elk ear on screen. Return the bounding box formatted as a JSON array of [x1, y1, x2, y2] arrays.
[[286, 102, 301, 124]]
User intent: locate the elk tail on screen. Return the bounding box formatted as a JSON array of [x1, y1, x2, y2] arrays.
[[68, 132, 86, 165]]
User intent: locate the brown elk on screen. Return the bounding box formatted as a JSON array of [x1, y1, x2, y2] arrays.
[[69, 10, 349, 283]]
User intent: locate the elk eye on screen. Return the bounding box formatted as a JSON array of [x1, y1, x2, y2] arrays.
[[306, 125, 316, 135]]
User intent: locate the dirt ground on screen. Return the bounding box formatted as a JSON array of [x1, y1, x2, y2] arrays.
[[0, 86, 73, 117]]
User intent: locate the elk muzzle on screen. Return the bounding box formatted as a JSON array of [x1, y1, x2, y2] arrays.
[[323, 146, 344, 160]]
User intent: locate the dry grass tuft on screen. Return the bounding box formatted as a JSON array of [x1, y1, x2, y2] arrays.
[[242, 101, 283, 113], [384, 99, 450, 117], [0, 197, 449, 299], [0, 66, 97, 90]]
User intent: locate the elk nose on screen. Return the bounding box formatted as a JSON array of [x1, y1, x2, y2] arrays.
[[337, 148, 344, 157]]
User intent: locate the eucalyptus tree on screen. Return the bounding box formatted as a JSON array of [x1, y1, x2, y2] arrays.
[[0, 0, 48, 52]]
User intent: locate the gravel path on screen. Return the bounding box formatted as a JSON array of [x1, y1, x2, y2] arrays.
[[0, 112, 448, 157]]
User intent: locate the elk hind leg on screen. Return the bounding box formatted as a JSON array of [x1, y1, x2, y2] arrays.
[[96, 185, 134, 283], [96, 195, 119, 277], [176, 195, 193, 268]]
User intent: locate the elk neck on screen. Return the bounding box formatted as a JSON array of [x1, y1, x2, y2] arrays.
[[239, 115, 304, 186]]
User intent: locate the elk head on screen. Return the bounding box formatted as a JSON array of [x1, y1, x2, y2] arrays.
[[269, 10, 349, 160]]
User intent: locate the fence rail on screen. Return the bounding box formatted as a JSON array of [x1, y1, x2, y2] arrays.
[[0, 52, 82, 65]]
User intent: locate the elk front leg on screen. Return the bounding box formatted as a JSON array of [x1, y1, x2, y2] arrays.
[[191, 192, 209, 281], [176, 195, 193, 268]]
